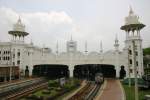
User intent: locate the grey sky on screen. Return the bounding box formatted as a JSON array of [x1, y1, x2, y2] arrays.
[[0, 0, 149, 52]]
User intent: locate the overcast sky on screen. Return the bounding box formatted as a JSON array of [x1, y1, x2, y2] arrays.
[[0, 0, 149, 52]]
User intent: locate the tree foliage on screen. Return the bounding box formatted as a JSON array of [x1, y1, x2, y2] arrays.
[[143, 47, 150, 55]]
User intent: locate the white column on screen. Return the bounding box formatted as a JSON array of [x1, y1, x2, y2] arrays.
[[69, 53, 74, 77], [12, 35, 14, 42], [126, 31, 129, 40], [14, 36, 16, 42], [29, 49, 33, 76], [115, 52, 119, 78], [23, 36, 24, 42], [131, 40, 135, 77], [137, 40, 144, 77], [126, 48, 130, 78], [69, 65, 74, 77]]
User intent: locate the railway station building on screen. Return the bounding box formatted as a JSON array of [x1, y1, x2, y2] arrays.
[[0, 7, 145, 81]]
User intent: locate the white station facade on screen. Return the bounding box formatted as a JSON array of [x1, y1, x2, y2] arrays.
[[0, 8, 145, 78]]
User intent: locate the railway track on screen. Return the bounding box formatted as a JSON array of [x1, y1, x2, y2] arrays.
[[5, 82, 48, 100], [68, 81, 101, 100], [0, 77, 42, 89], [0, 77, 48, 100], [85, 84, 101, 100]]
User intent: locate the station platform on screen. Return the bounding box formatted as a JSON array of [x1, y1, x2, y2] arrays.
[[95, 79, 125, 100]]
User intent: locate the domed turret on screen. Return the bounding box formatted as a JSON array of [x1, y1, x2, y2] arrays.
[[121, 6, 145, 32], [8, 17, 29, 43], [125, 6, 140, 25]]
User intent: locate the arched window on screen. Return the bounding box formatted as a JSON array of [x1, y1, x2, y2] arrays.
[[136, 61, 138, 66], [17, 60, 20, 65], [8, 57, 10, 60], [129, 59, 132, 64], [129, 49, 132, 55], [119, 65, 126, 79]]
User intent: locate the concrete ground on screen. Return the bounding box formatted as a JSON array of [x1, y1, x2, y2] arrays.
[[95, 79, 125, 100]]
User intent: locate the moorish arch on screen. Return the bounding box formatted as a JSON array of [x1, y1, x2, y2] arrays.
[[32, 64, 69, 79], [119, 65, 126, 79], [73, 64, 116, 80]]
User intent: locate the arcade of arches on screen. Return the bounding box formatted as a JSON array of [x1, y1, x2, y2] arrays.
[[32, 64, 126, 80]]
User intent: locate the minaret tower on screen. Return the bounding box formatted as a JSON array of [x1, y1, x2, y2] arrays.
[[114, 34, 119, 51], [66, 35, 77, 53], [121, 7, 145, 77], [8, 17, 29, 43]]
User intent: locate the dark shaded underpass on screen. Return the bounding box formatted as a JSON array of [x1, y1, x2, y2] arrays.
[[74, 64, 116, 80], [32, 64, 69, 79], [32, 64, 116, 80]]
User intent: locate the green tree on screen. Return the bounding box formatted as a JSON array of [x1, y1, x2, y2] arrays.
[[143, 47, 150, 55]]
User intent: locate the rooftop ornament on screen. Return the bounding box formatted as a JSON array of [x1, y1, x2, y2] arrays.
[[8, 17, 29, 37], [121, 6, 145, 32]]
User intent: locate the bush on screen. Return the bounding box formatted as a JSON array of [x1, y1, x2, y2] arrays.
[[55, 87, 62, 91], [48, 87, 55, 90], [64, 84, 74, 90], [26, 94, 43, 100], [143, 47, 150, 55], [48, 80, 59, 87], [42, 89, 51, 94]]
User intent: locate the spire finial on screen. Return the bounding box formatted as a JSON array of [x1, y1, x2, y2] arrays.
[[129, 5, 134, 15], [18, 15, 22, 23], [85, 40, 88, 53], [56, 41, 59, 54], [115, 34, 118, 42], [100, 40, 103, 53]]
